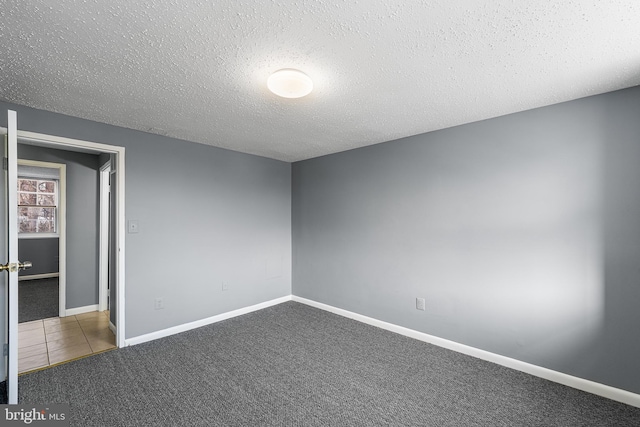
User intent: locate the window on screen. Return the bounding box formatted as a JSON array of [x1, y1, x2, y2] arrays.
[[18, 178, 58, 234]]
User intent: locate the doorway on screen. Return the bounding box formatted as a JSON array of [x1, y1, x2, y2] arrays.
[[8, 129, 126, 357], [3, 113, 126, 403], [15, 151, 116, 373]]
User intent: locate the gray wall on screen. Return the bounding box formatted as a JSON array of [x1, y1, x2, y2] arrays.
[[18, 145, 100, 308], [0, 101, 292, 359], [18, 238, 59, 277], [292, 85, 640, 395]]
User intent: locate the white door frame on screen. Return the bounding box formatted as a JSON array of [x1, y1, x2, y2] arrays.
[[17, 159, 67, 318], [14, 130, 126, 349], [4, 111, 19, 403], [98, 161, 111, 312]]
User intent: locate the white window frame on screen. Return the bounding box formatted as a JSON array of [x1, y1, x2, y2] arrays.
[[17, 175, 60, 238], [18, 159, 67, 239]]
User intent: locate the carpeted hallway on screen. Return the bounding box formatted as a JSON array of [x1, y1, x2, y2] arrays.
[[14, 302, 640, 426], [18, 278, 59, 323]]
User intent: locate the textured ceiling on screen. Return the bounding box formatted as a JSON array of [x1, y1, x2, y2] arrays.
[[1, 1, 639, 162]]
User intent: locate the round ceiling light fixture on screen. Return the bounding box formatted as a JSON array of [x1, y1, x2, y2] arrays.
[[267, 69, 313, 99]]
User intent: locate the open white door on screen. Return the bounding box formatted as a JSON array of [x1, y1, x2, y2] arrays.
[[2, 110, 31, 404]]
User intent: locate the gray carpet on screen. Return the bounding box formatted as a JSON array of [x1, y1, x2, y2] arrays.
[[16, 302, 640, 426], [18, 278, 59, 323]]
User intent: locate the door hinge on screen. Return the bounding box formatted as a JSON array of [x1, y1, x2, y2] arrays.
[[2, 157, 7, 170], [3, 343, 8, 357]]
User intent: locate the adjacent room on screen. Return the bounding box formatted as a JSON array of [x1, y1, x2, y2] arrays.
[[1, 1, 640, 425], [15, 147, 117, 373]]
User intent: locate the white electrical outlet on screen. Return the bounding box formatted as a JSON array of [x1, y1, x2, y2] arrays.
[[416, 298, 426, 311], [128, 220, 139, 234], [154, 297, 164, 310]]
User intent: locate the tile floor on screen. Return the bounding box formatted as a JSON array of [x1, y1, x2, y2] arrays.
[[18, 310, 116, 374]]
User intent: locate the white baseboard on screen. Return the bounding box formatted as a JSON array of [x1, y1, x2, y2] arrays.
[[18, 272, 59, 281], [65, 304, 99, 317], [292, 295, 640, 409], [125, 295, 293, 347]]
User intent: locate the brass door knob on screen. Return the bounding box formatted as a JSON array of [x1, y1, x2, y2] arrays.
[[0, 261, 32, 272]]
